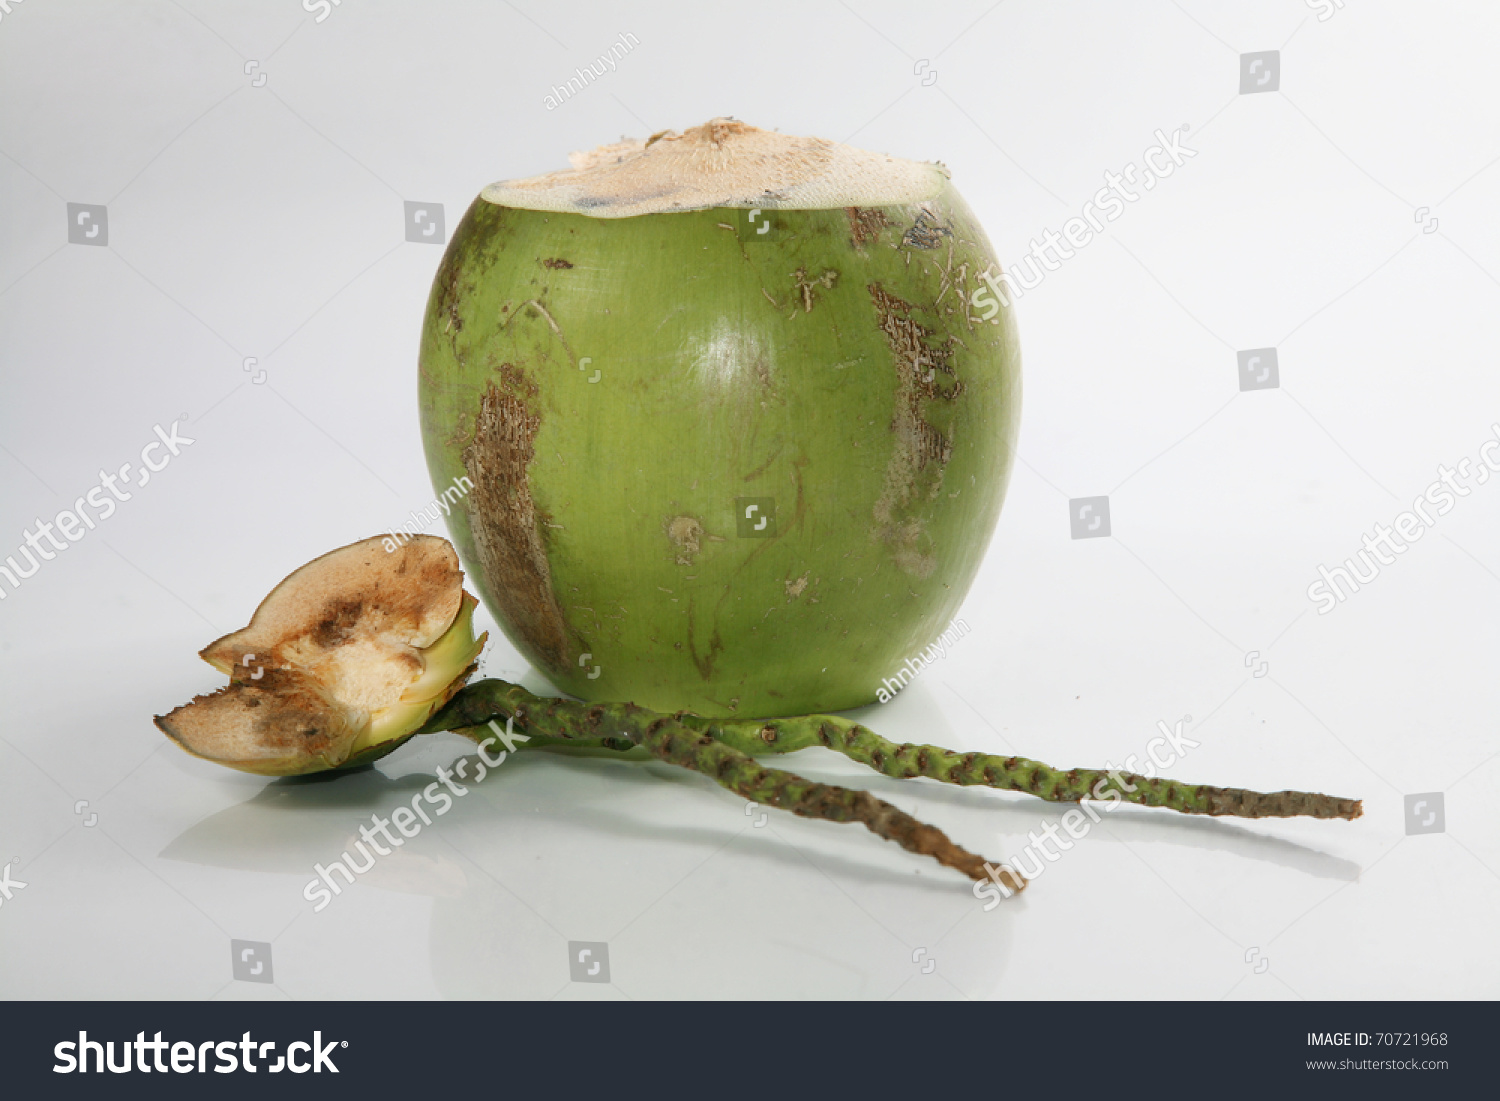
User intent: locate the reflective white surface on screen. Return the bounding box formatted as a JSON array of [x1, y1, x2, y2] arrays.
[[2, 0, 1498, 999]]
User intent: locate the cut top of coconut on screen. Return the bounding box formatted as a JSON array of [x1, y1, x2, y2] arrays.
[[480, 118, 949, 219]]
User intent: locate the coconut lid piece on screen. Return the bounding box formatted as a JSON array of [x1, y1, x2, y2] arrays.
[[481, 117, 948, 218], [155, 536, 485, 776]]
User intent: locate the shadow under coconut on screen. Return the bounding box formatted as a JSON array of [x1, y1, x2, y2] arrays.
[[159, 766, 471, 896], [160, 746, 1023, 997], [163, 703, 1360, 899], [160, 662, 1362, 995], [487, 748, 989, 895], [164, 747, 1001, 895]]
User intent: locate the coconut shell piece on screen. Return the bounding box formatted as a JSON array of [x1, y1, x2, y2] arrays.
[[155, 535, 485, 776]]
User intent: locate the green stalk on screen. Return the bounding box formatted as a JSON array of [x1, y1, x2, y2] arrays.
[[424, 678, 1022, 889], [681, 713, 1363, 820], [422, 680, 1362, 821]]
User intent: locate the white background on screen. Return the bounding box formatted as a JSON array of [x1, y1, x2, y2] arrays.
[[1, 0, 1497, 1000]]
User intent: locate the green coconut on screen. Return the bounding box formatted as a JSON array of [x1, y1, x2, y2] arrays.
[[418, 118, 1021, 717]]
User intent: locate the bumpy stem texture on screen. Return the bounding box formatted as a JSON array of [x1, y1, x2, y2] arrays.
[[422, 679, 1024, 890], [423, 680, 1362, 821], [683, 713, 1363, 820]]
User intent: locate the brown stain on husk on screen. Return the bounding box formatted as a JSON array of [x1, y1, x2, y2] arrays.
[[900, 205, 953, 250], [868, 282, 963, 579], [845, 206, 891, 248], [666, 516, 704, 565], [462, 374, 570, 670]]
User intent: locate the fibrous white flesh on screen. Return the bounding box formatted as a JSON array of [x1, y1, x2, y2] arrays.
[[480, 117, 947, 218]]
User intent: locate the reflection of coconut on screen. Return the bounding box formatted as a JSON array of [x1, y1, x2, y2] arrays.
[[419, 118, 1021, 717], [159, 767, 468, 899], [161, 726, 1352, 998]]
